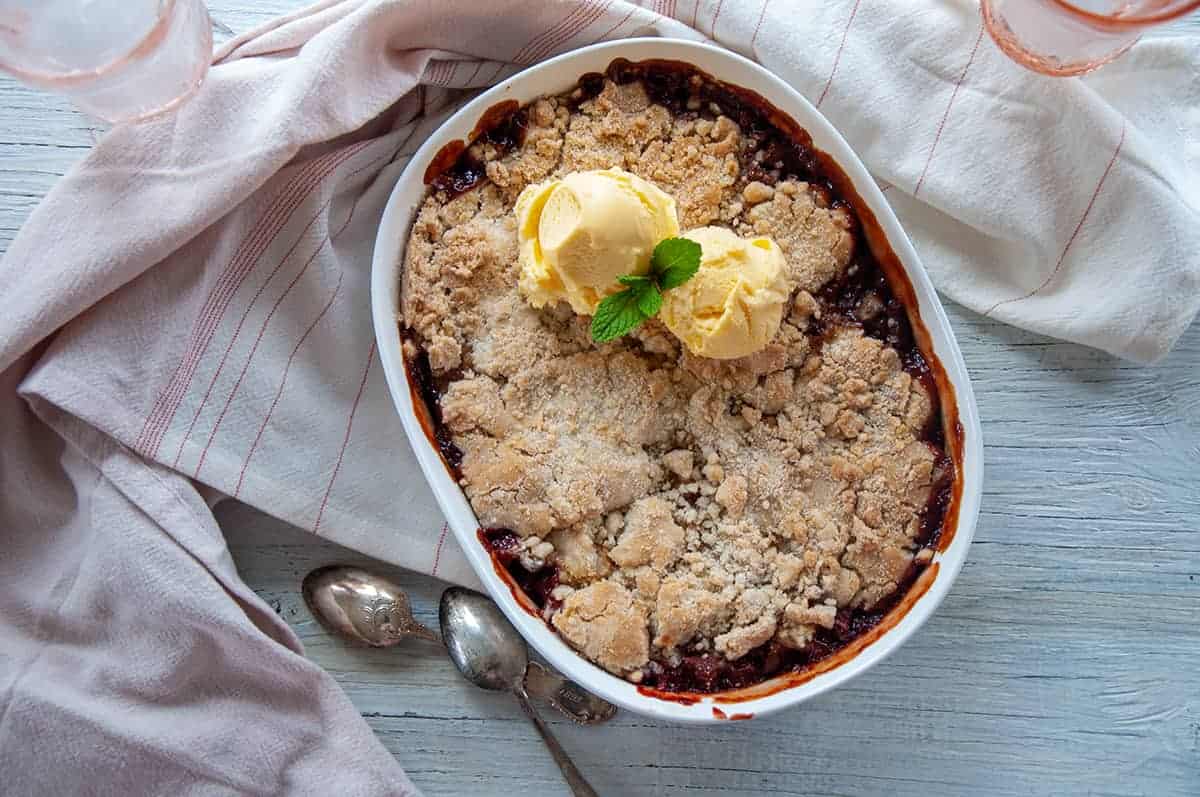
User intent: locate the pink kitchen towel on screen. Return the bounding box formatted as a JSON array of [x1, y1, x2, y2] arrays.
[[1, 1, 1196, 793]]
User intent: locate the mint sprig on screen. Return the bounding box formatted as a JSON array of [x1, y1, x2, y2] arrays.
[[590, 237, 701, 344], [653, 237, 702, 290], [591, 287, 651, 343]]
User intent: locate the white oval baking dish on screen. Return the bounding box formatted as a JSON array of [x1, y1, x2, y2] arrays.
[[371, 37, 983, 724]]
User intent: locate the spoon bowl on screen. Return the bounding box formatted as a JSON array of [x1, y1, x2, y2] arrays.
[[302, 565, 439, 646], [439, 586, 529, 691]]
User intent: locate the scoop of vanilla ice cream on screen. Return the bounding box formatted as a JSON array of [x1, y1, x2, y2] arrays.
[[660, 226, 790, 360], [516, 168, 680, 315]]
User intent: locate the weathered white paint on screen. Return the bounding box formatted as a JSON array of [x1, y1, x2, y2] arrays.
[[3, 4, 1198, 795]]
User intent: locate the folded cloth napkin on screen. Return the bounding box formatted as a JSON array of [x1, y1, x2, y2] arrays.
[[1, 0, 1197, 793]]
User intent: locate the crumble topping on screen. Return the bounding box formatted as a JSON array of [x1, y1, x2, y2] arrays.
[[403, 75, 951, 685]]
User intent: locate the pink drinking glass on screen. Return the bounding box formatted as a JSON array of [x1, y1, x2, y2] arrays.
[[981, 0, 1200, 76], [0, 0, 212, 124]]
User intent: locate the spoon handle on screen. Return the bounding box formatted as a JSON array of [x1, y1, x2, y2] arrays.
[[513, 685, 600, 797], [525, 661, 617, 725]]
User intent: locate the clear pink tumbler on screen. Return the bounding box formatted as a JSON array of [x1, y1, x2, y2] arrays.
[[0, 0, 212, 124], [981, 0, 1200, 76]]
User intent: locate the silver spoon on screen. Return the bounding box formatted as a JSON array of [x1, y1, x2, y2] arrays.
[[301, 566, 616, 725], [302, 564, 440, 645], [440, 587, 599, 797]]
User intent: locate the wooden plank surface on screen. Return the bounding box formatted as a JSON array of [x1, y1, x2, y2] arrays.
[[3, 3, 1198, 796]]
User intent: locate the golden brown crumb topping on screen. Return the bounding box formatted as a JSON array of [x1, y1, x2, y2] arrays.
[[403, 78, 948, 682]]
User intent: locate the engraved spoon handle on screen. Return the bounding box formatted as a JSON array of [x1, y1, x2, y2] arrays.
[[525, 661, 617, 725], [512, 684, 600, 797], [388, 617, 441, 644]]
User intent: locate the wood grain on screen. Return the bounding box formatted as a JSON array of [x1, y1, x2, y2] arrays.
[[3, 3, 1198, 795]]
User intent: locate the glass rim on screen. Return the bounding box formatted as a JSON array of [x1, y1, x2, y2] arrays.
[[0, 0, 180, 88], [1049, 0, 1200, 29]]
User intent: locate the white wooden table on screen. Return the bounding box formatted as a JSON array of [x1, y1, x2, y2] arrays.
[[3, 4, 1198, 795]]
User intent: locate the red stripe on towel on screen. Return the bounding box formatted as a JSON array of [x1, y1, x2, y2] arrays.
[[171, 202, 327, 470], [136, 154, 329, 456], [464, 60, 484, 87], [234, 273, 344, 497], [138, 142, 370, 459], [313, 340, 376, 535], [142, 149, 345, 455], [590, 5, 639, 46], [984, 123, 1126, 317], [816, 0, 863, 108], [913, 21, 985, 198], [431, 522, 450, 577], [193, 234, 328, 480], [168, 138, 395, 469], [513, 3, 590, 65], [527, 1, 609, 66], [751, 0, 770, 49]]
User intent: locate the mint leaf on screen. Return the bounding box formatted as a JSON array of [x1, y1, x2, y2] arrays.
[[591, 288, 649, 343], [618, 274, 653, 287], [591, 238, 702, 344], [635, 282, 663, 317], [650, 237, 702, 289], [659, 261, 701, 291]]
